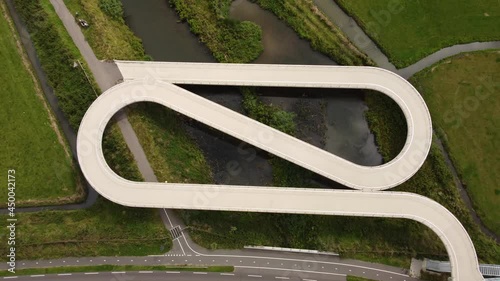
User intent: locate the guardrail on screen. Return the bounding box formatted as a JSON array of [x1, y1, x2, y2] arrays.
[[244, 246, 339, 256]]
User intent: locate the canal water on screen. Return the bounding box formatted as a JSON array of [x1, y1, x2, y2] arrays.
[[120, 0, 382, 186]]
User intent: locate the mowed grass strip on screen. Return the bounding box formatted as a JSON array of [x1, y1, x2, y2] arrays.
[[335, 0, 500, 68], [0, 198, 170, 260], [411, 50, 500, 235], [0, 265, 233, 277], [0, 2, 82, 206]]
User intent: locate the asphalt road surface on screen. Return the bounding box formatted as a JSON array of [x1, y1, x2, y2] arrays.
[[0, 270, 346, 281]]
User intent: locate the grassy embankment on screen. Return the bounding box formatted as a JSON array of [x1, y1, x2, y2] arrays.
[[253, 0, 373, 65], [364, 88, 500, 265], [0, 0, 170, 259], [0, 1, 82, 207], [0, 265, 233, 276], [335, 0, 500, 68], [64, 0, 213, 185], [410, 50, 500, 235]]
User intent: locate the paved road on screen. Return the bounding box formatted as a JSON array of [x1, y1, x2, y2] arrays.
[[397, 41, 500, 78], [0, 271, 346, 281], [1, 209, 418, 281], [76, 63, 481, 280], [1, 254, 409, 281]]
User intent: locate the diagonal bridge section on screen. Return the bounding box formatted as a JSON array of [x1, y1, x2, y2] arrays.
[[76, 62, 483, 281], [116, 61, 432, 190]]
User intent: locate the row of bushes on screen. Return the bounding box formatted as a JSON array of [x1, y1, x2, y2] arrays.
[[13, 0, 141, 181], [98, 0, 123, 21], [14, 0, 95, 129]]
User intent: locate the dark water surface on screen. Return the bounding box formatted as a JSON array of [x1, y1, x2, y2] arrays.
[[120, 0, 382, 186]]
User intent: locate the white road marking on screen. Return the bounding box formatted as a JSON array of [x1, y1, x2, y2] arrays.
[[163, 209, 174, 228], [235, 266, 346, 277], [182, 234, 409, 277]]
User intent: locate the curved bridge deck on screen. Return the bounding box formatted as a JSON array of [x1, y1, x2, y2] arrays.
[[76, 62, 483, 281]]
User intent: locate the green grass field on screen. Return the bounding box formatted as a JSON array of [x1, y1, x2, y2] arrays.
[[335, 0, 500, 68], [0, 198, 170, 260], [411, 50, 500, 235], [0, 3, 83, 206]]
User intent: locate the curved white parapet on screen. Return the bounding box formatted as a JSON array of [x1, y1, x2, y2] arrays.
[[115, 61, 432, 190], [76, 63, 483, 281]]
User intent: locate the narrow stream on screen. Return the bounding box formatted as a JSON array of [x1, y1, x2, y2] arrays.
[[121, 0, 382, 186]]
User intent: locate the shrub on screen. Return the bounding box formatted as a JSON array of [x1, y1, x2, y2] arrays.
[[98, 0, 123, 21]]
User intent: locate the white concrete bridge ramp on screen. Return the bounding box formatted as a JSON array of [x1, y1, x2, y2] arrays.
[[77, 62, 483, 281]]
